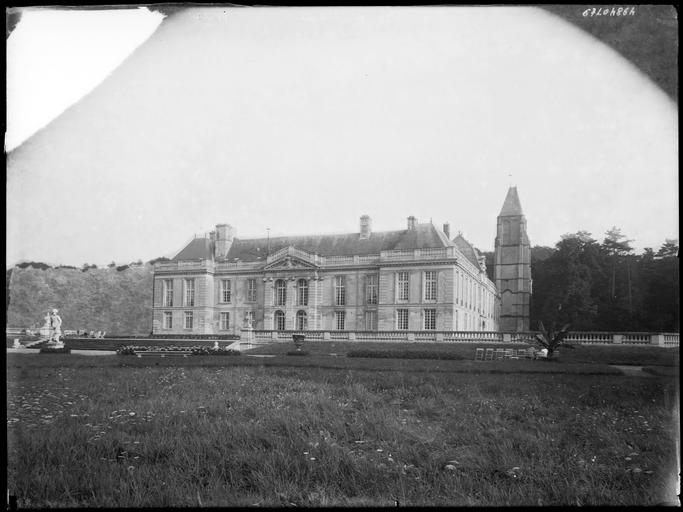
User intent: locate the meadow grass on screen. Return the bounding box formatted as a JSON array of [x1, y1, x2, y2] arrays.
[[6, 353, 679, 507]]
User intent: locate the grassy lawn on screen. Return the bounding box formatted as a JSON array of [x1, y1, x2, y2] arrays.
[[6, 353, 679, 507], [247, 340, 679, 366]]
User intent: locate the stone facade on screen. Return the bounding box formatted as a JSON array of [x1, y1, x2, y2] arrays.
[[153, 215, 506, 335]]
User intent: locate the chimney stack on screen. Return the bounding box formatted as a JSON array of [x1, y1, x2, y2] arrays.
[[443, 222, 450, 239], [407, 216, 417, 231], [360, 215, 372, 239], [215, 223, 235, 260]]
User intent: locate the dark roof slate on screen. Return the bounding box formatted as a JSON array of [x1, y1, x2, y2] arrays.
[[452, 234, 481, 268], [173, 237, 214, 260], [172, 223, 452, 262], [226, 223, 450, 262], [499, 186, 524, 216]]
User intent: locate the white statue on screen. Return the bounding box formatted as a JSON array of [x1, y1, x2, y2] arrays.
[[213, 341, 220, 350], [49, 309, 63, 346]]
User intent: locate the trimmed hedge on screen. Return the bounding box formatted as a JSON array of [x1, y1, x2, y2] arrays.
[[347, 349, 466, 361], [286, 351, 310, 356]]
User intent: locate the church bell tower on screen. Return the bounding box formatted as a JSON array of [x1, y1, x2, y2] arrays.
[[494, 186, 532, 332]]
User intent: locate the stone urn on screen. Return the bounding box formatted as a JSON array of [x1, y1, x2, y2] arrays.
[[292, 334, 305, 352]]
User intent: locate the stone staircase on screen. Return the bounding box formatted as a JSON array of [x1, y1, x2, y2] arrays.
[[24, 337, 51, 348]]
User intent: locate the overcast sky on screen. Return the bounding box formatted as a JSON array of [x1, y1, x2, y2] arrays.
[[6, 6, 678, 267]]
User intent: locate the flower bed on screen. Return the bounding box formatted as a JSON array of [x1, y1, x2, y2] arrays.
[[116, 345, 240, 356], [39, 347, 71, 354]]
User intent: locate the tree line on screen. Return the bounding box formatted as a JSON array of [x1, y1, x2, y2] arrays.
[[528, 229, 678, 332]]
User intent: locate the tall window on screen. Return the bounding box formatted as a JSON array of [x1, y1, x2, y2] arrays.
[[183, 279, 195, 307], [163, 279, 173, 307], [184, 311, 193, 329], [275, 280, 287, 306], [221, 279, 232, 303], [274, 310, 286, 331], [163, 311, 173, 329], [244, 311, 255, 329], [366, 275, 378, 305], [220, 312, 230, 330], [396, 309, 409, 330], [424, 309, 436, 330], [397, 272, 409, 301], [297, 279, 309, 306], [296, 310, 308, 330], [334, 276, 346, 306], [424, 271, 437, 301], [365, 310, 377, 330], [247, 278, 257, 302], [335, 311, 346, 330]]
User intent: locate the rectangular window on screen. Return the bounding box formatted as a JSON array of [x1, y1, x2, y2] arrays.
[[297, 279, 309, 306], [221, 279, 231, 303], [424, 309, 436, 330], [365, 310, 377, 331], [424, 271, 437, 301], [365, 275, 378, 305], [335, 276, 346, 306], [163, 311, 173, 329], [396, 309, 409, 330], [184, 311, 193, 329], [247, 278, 257, 302], [163, 279, 173, 307], [244, 311, 255, 329], [397, 272, 409, 301], [335, 311, 346, 330], [276, 280, 287, 306], [220, 312, 230, 330], [184, 279, 195, 307]]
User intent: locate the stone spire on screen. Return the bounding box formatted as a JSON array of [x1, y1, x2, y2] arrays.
[[499, 186, 524, 216]]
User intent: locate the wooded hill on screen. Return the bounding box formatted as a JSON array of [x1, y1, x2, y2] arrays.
[[6, 264, 154, 335]]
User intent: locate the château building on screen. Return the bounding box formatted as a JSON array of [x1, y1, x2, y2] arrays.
[[152, 187, 531, 335]]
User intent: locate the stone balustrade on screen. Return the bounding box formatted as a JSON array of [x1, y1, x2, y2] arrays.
[[250, 330, 679, 346]]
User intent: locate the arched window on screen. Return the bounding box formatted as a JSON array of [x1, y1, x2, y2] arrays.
[[296, 310, 307, 330], [275, 279, 287, 306], [274, 310, 286, 331], [297, 279, 308, 306]]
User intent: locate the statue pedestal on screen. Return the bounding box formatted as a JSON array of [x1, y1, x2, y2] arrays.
[[241, 327, 255, 343]]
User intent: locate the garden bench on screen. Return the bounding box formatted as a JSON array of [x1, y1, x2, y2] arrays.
[[475, 348, 484, 361], [484, 348, 494, 361]]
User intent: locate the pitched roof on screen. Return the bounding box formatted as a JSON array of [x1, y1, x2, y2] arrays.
[[173, 237, 214, 260], [452, 234, 481, 268], [225, 223, 451, 262], [499, 186, 524, 216], [172, 223, 453, 262]]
